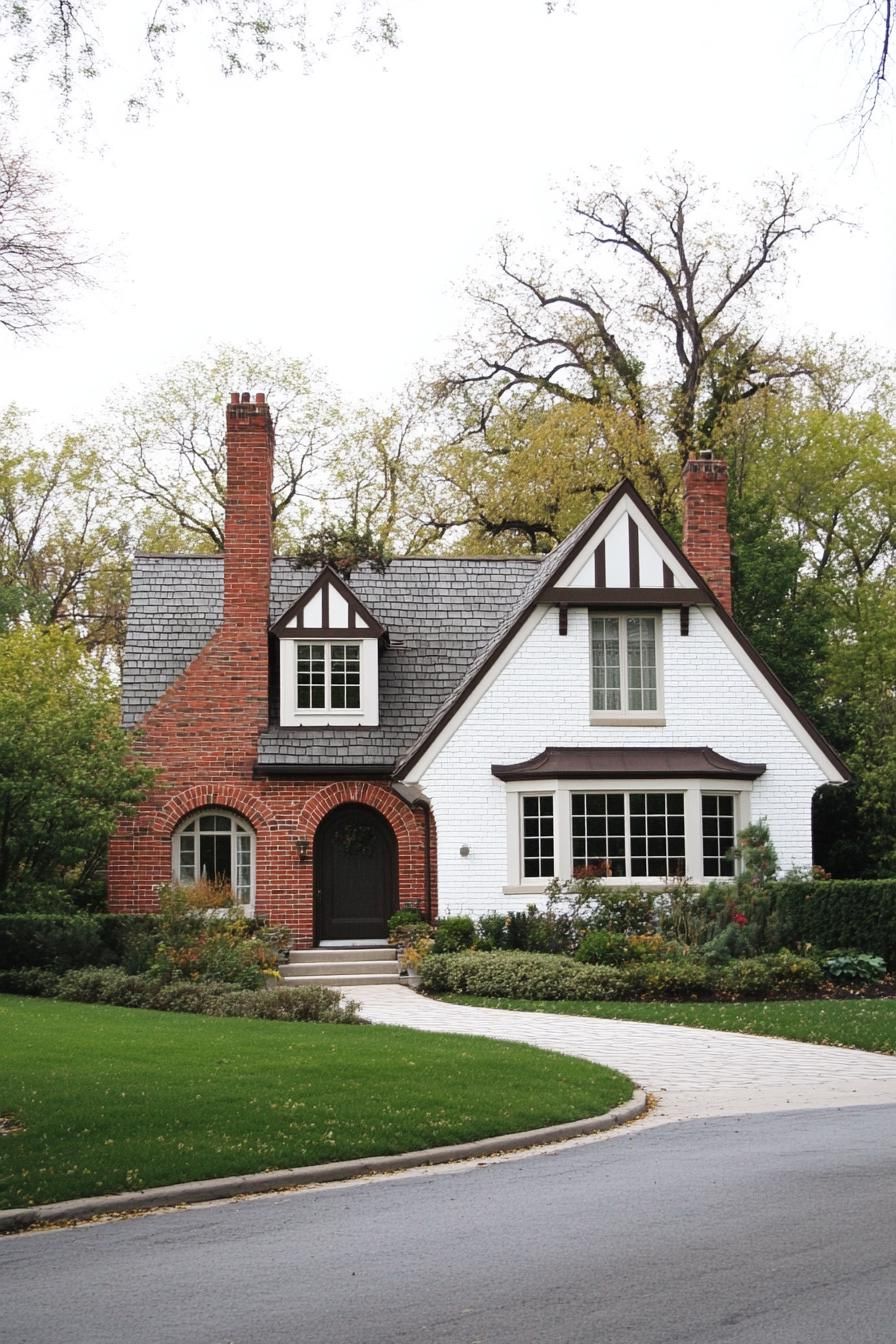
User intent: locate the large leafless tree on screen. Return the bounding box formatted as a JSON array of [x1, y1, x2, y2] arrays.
[[0, 140, 93, 337]]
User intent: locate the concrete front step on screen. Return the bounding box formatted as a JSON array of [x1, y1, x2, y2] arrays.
[[281, 945, 401, 988], [287, 947, 396, 965], [280, 972, 405, 988]]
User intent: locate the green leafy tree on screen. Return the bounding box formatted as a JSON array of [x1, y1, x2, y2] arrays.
[[0, 625, 153, 909], [0, 405, 131, 665]]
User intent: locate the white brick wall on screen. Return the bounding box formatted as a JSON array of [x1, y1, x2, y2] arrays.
[[418, 606, 830, 918]]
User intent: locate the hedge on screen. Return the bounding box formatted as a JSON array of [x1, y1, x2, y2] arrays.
[[420, 950, 627, 1000], [0, 913, 163, 973], [770, 880, 896, 967], [420, 949, 827, 1002]]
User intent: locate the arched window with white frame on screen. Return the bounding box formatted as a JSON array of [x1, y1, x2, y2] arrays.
[[172, 810, 255, 907]]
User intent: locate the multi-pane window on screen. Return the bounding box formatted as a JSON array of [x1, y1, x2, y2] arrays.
[[296, 644, 326, 708], [571, 792, 626, 877], [590, 615, 658, 714], [522, 795, 555, 878], [296, 642, 361, 711], [564, 791, 685, 881], [702, 794, 736, 877], [629, 792, 685, 878], [175, 811, 254, 903]]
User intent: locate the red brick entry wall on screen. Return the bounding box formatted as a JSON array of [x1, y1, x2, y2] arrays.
[[108, 778, 434, 947]]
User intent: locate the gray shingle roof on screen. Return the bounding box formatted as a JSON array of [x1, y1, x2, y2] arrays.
[[122, 554, 540, 771]]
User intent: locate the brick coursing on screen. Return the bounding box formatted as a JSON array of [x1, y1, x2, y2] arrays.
[[681, 454, 732, 614], [107, 394, 434, 944]]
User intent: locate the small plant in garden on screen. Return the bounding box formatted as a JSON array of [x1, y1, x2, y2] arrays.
[[432, 915, 476, 954], [822, 951, 887, 983], [400, 936, 434, 976]]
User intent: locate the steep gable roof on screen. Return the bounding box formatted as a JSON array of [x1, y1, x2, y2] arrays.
[[395, 482, 849, 782], [122, 554, 540, 771], [271, 564, 386, 640], [122, 481, 849, 783]]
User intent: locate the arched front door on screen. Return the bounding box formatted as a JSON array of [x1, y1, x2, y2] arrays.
[[314, 804, 397, 942]]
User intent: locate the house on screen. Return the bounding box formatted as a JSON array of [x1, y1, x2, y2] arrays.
[[108, 392, 848, 945]]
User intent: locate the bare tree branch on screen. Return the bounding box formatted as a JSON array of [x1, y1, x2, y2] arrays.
[[0, 140, 94, 337]]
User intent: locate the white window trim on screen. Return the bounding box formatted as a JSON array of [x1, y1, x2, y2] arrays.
[[503, 777, 749, 892], [172, 809, 256, 911], [279, 637, 379, 727], [589, 612, 665, 726]]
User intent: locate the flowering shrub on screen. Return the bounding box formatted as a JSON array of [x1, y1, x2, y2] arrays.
[[147, 882, 279, 989]]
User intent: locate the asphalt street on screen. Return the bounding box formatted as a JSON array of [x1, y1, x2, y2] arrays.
[[4, 1104, 896, 1344]]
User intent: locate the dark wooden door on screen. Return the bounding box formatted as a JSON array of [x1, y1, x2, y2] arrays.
[[315, 805, 397, 942]]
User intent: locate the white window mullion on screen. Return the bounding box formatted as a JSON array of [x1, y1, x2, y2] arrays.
[[557, 785, 571, 880], [683, 789, 703, 883]]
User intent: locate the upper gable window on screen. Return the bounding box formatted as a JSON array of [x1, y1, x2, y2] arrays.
[[590, 614, 664, 723]]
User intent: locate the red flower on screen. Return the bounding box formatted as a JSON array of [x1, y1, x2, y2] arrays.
[[733, 912, 748, 926]]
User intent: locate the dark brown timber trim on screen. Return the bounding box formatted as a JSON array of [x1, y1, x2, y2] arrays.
[[662, 562, 675, 588], [543, 587, 702, 607], [628, 516, 640, 588], [680, 606, 690, 636], [594, 541, 606, 587], [558, 604, 568, 635]]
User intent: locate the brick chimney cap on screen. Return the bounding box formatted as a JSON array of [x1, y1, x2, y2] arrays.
[[241, 391, 251, 403], [698, 448, 713, 460], [255, 392, 266, 405], [229, 392, 240, 404]]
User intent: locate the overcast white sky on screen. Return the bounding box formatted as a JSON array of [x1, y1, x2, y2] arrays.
[[3, 0, 895, 431]]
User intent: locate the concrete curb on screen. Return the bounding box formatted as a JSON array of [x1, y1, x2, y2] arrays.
[[0, 1089, 647, 1234]]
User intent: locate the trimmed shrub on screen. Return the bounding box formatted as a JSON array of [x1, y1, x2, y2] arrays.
[[715, 952, 823, 1000], [575, 930, 629, 966], [432, 915, 476, 954], [0, 913, 111, 971], [208, 986, 362, 1023], [504, 906, 580, 955], [0, 967, 61, 997], [620, 959, 714, 1000], [54, 966, 363, 1022], [476, 912, 510, 950], [420, 951, 626, 1000], [0, 912, 166, 973], [772, 879, 896, 967]]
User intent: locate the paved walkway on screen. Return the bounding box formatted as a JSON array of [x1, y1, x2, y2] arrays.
[[350, 986, 896, 1124]]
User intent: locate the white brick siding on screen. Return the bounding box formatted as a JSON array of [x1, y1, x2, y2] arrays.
[[418, 606, 829, 918]]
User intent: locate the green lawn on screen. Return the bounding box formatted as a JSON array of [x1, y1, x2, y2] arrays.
[[441, 995, 896, 1054], [0, 995, 633, 1209]]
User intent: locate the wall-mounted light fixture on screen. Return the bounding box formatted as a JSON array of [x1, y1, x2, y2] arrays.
[[295, 836, 310, 862], [459, 845, 470, 857]]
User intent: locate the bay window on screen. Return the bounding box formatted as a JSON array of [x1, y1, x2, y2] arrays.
[[509, 782, 744, 889]]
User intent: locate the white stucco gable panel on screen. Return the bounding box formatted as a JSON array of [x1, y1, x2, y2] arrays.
[[417, 605, 830, 918]]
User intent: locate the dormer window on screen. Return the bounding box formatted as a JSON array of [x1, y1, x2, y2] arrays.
[[297, 642, 361, 712], [272, 567, 385, 728]]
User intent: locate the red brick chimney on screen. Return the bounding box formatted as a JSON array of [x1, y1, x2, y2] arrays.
[[224, 391, 274, 634], [681, 450, 732, 614]]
